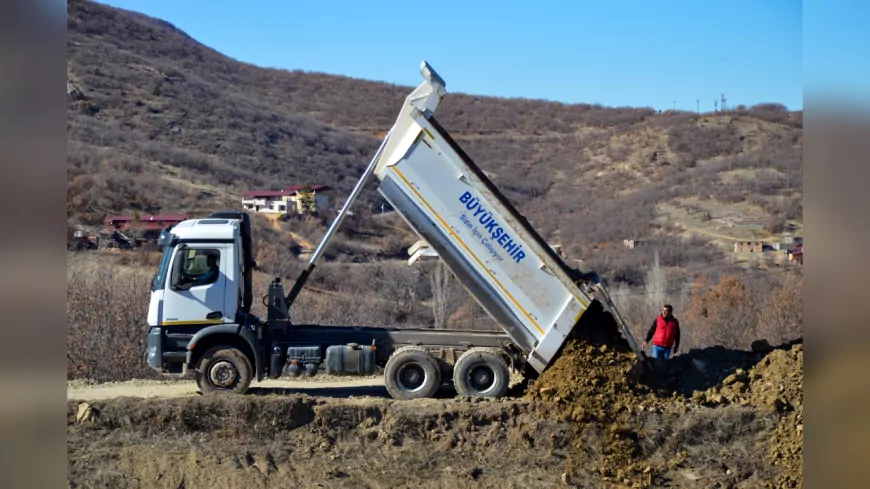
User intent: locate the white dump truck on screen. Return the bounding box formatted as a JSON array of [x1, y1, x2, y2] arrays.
[[144, 61, 648, 399]]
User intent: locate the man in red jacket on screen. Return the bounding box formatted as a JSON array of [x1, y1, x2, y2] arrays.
[[641, 304, 681, 359]]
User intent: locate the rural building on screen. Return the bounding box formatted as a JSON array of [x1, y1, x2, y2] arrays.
[[782, 235, 803, 245], [104, 214, 188, 234], [734, 241, 763, 253], [788, 244, 803, 264], [774, 236, 803, 252], [623, 239, 643, 249], [242, 185, 335, 215], [105, 214, 188, 230], [99, 214, 188, 244]]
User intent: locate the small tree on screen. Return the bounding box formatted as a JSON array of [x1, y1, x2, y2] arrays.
[[611, 281, 648, 341], [644, 251, 668, 320], [685, 274, 758, 349], [429, 261, 460, 329], [298, 185, 316, 213], [756, 277, 803, 345], [766, 215, 787, 234]]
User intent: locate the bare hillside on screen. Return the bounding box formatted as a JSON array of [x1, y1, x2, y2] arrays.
[[66, 0, 801, 283]]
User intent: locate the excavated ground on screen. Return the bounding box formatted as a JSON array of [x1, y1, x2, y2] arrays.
[[68, 307, 802, 488], [523, 304, 803, 488]]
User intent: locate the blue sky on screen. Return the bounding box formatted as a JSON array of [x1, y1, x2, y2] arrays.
[[803, 0, 870, 111], [95, 0, 806, 112]]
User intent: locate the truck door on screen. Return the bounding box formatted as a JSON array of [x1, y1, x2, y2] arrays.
[[161, 245, 228, 326]]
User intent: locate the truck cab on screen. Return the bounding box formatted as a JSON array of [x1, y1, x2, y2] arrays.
[[148, 218, 243, 328], [146, 213, 262, 391]]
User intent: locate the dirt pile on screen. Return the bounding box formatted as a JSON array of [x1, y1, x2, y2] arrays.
[[697, 341, 803, 488], [525, 340, 657, 486], [694, 341, 802, 410], [652, 344, 763, 397], [523, 302, 802, 487], [68, 393, 780, 488], [524, 304, 689, 486], [526, 305, 654, 417]]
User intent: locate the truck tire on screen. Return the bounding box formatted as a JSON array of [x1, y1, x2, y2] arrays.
[[195, 346, 253, 395], [384, 346, 441, 400], [452, 348, 510, 398]]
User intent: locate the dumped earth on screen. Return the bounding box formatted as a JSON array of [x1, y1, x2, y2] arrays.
[[525, 304, 803, 488], [68, 308, 802, 488]]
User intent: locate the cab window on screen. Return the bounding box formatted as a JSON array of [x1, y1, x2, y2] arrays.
[[176, 249, 221, 287]]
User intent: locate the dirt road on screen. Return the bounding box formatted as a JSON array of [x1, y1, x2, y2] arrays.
[[67, 376, 387, 401]]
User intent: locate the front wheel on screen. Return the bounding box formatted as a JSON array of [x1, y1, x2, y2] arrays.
[[195, 346, 253, 395]]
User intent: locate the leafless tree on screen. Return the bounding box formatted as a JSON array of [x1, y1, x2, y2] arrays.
[[756, 276, 803, 345], [429, 261, 459, 329], [644, 251, 668, 320]]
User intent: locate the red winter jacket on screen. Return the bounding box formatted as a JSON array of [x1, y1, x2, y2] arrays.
[[646, 315, 681, 349]]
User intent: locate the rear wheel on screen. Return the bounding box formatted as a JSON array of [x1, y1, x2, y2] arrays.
[[384, 347, 441, 400], [453, 348, 510, 398], [195, 346, 253, 395]]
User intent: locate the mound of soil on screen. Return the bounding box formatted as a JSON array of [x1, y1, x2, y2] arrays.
[[526, 305, 648, 414], [694, 342, 802, 411], [522, 301, 803, 487], [524, 304, 691, 486], [652, 345, 762, 396], [697, 342, 803, 488]]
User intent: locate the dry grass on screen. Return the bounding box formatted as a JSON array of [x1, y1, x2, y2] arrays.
[[638, 405, 778, 484]]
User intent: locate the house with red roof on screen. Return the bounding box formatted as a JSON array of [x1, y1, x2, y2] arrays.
[[103, 214, 189, 241], [104, 214, 188, 231], [241, 185, 335, 215]]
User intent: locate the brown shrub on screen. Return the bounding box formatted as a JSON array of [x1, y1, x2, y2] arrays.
[[681, 273, 802, 351], [684, 275, 758, 350], [755, 277, 803, 346], [67, 267, 157, 381]]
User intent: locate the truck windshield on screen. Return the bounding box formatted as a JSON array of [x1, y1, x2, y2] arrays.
[[151, 246, 174, 291]]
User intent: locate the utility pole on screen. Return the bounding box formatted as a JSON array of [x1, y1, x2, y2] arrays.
[[696, 99, 700, 113], [672, 101, 676, 111], [714, 100, 718, 112]]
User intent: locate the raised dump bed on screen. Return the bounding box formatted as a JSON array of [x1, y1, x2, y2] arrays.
[[371, 62, 643, 373]]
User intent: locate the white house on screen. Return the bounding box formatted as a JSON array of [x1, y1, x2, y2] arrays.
[[241, 185, 335, 215], [623, 239, 643, 249]]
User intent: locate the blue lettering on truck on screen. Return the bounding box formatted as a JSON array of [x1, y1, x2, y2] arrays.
[[459, 191, 527, 264]]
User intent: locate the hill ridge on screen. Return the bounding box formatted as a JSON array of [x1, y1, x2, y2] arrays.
[[67, 0, 802, 282]]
